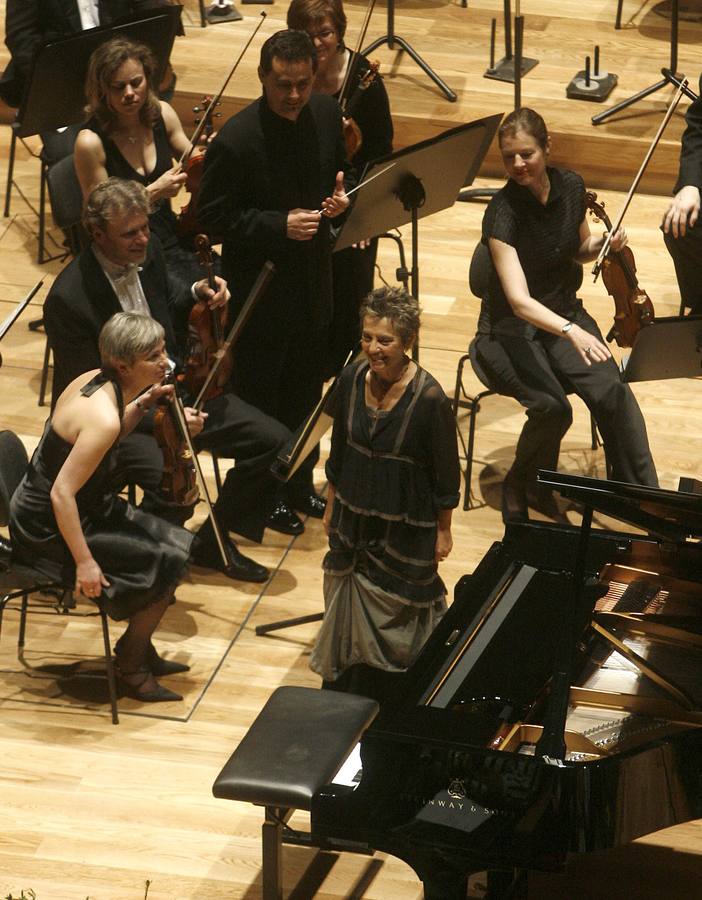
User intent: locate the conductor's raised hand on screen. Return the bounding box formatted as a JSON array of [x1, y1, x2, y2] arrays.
[[321, 171, 349, 219], [287, 208, 321, 241]]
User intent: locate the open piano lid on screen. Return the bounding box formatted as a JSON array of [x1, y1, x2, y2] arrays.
[[538, 470, 702, 543]]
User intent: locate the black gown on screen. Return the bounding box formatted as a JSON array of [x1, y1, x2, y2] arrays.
[[9, 373, 193, 621]]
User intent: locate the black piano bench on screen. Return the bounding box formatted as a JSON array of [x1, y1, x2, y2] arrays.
[[212, 685, 379, 900]]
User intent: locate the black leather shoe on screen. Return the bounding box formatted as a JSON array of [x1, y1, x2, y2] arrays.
[[289, 492, 326, 519], [501, 469, 528, 523], [191, 535, 269, 583], [267, 501, 305, 536]]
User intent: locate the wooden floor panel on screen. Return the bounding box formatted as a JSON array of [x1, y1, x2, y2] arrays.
[[1, 2, 702, 896]]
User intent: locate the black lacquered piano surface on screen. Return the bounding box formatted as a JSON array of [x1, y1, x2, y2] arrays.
[[311, 475, 702, 890]]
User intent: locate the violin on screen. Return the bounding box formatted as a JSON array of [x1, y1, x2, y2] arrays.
[[183, 234, 233, 401], [176, 98, 221, 241], [341, 61, 380, 159], [152, 372, 200, 509], [585, 191, 655, 348], [337, 0, 378, 160]]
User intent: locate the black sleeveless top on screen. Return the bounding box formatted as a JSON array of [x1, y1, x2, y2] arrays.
[[85, 114, 178, 251]]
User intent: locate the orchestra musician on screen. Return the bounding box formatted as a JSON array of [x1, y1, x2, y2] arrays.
[[309, 286, 460, 705], [74, 36, 206, 286], [9, 312, 192, 703], [43, 177, 302, 583], [473, 108, 658, 524], [662, 74, 702, 315], [287, 0, 394, 371], [198, 29, 353, 520]]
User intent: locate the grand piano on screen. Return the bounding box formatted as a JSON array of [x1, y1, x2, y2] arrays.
[[310, 473, 702, 898]]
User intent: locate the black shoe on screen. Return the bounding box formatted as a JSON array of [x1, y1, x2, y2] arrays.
[[114, 636, 190, 677], [116, 665, 183, 703], [502, 469, 528, 523], [267, 501, 305, 536], [289, 492, 326, 519], [191, 533, 269, 583]]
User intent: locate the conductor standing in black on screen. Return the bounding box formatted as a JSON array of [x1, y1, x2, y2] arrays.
[[198, 29, 353, 518]]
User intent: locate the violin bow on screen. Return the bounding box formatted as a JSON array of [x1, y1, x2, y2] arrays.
[[338, 0, 377, 113], [178, 11, 268, 167], [192, 260, 276, 411], [165, 386, 231, 569], [593, 77, 688, 281]]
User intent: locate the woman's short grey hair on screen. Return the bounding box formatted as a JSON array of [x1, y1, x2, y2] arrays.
[[99, 312, 164, 373], [359, 286, 421, 347], [83, 177, 152, 235]]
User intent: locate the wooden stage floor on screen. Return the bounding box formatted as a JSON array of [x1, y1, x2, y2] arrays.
[[1, 1, 702, 897]]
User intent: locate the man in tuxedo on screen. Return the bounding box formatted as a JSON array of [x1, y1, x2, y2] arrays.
[[0, 1, 177, 108], [198, 29, 353, 519], [44, 178, 303, 583], [662, 74, 702, 315]]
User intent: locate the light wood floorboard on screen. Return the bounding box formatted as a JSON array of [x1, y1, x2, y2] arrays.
[[1, 2, 702, 896]]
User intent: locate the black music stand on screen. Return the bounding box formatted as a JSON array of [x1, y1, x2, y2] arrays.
[[335, 113, 502, 355], [3, 10, 179, 262], [592, 0, 685, 125], [620, 314, 702, 382], [362, 0, 457, 102]]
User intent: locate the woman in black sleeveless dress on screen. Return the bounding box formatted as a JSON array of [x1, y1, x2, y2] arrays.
[[10, 313, 193, 703], [74, 37, 205, 284]]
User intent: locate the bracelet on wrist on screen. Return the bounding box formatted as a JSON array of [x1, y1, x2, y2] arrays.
[[561, 321, 573, 334]]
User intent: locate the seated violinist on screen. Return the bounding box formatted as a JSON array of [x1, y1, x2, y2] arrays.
[[473, 108, 658, 523], [74, 36, 207, 285], [44, 177, 305, 583]]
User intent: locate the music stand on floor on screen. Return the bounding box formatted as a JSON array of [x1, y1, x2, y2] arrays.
[[363, 0, 457, 102], [335, 113, 502, 359], [592, 0, 687, 125]]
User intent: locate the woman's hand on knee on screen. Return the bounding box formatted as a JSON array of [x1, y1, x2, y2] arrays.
[[75, 558, 110, 599], [566, 324, 611, 366]]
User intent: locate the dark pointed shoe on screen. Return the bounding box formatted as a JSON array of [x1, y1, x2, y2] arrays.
[[290, 492, 326, 519], [267, 501, 305, 536], [192, 535, 269, 583], [116, 665, 183, 703], [148, 643, 190, 676], [115, 636, 191, 677]]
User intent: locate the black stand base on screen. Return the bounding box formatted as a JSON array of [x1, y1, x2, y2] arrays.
[[566, 71, 618, 102], [199, 1, 243, 25], [364, 33, 457, 102], [255, 612, 323, 636], [485, 55, 538, 83]]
